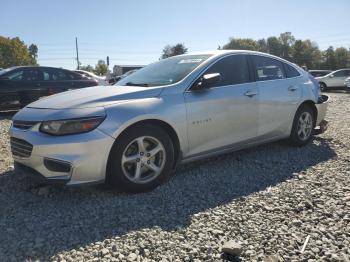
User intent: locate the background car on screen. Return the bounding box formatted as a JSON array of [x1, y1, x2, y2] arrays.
[[309, 70, 332, 77], [0, 66, 98, 110], [316, 68, 350, 91], [345, 77, 350, 90], [10, 51, 328, 193], [74, 70, 108, 85], [108, 69, 139, 85]]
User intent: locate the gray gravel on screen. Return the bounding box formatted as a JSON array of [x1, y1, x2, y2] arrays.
[[0, 92, 349, 262]]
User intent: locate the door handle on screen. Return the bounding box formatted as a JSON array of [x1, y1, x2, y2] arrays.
[[36, 83, 41, 87], [244, 91, 258, 97], [288, 86, 298, 92]]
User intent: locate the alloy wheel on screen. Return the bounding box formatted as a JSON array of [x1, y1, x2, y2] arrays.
[[121, 136, 166, 184], [297, 112, 313, 141]]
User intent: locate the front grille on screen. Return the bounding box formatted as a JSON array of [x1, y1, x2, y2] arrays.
[[13, 120, 38, 130], [10, 137, 33, 158]]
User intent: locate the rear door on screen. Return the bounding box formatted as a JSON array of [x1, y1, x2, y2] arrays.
[[0, 68, 25, 109], [328, 70, 349, 87], [40, 68, 74, 95], [184, 54, 259, 156], [0, 68, 45, 108], [21, 68, 47, 105], [250, 55, 302, 138]]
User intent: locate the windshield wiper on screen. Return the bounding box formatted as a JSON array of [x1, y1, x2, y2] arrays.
[[125, 82, 148, 87]]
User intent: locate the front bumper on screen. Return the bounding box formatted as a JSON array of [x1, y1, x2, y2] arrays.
[[315, 94, 329, 134], [9, 124, 115, 185]]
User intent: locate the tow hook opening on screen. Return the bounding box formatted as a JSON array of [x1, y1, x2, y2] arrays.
[[318, 94, 329, 104]]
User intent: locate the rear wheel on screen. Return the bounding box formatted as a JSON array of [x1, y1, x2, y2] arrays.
[[319, 82, 327, 92], [289, 105, 315, 146], [107, 124, 174, 193]]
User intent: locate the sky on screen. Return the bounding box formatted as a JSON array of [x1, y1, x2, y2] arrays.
[[1, 0, 349, 69]]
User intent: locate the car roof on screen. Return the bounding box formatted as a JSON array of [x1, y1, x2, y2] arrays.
[[181, 49, 296, 62], [333, 68, 350, 72], [183, 49, 282, 57], [7, 66, 71, 71], [180, 50, 302, 70]]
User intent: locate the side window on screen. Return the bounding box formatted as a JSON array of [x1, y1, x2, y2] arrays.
[[51, 69, 69, 81], [252, 56, 285, 81], [204, 55, 250, 88], [23, 69, 42, 81], [69, 71, 83, 80], [333, 70, 346, 77], [284, 63, 300, 78], [6, 69, 24, 80], [40, 69, 51, 81]]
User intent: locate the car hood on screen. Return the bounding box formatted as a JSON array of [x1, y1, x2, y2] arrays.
[[27, 85, 163, 109]]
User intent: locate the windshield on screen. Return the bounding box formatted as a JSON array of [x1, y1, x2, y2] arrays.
[[0, 67, 18, 76], [116, 54, 212, 87]]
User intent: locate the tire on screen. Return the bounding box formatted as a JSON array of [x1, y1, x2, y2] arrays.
[[319, 82, 327, 92], [288, 105, 316, 146], [107, 124, 174, 193]]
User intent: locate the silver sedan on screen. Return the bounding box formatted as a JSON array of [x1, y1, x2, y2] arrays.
[[10, 50, 329, 192]]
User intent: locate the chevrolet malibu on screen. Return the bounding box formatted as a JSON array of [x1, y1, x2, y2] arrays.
[[10, 50, 329, 193]]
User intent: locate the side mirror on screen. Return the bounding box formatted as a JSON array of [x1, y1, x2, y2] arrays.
[[329, 74, 334, 78], [191, 73, 221, 91]]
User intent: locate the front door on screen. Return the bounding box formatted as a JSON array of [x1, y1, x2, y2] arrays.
[[184, 54, 259, 157]]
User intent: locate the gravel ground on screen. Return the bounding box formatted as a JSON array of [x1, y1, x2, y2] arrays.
[[0, 92, 349, 262]]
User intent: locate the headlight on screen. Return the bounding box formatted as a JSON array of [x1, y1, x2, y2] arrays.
[[40, 116, 105, 136]]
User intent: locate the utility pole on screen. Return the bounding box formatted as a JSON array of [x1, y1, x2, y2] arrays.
[[75, 37, 80, 69]]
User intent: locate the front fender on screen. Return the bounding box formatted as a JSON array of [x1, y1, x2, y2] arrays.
[[97, 95, 189, 154]]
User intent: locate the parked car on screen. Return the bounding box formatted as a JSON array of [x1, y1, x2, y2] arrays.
[[74, 70, 108, 85], [345, 77, 350, 90], [309, 70, 332, 77], [316, 69, 350, 91], [0, 66, 99, 110], [10, 51, 329, 193], [108, 69, 139, 85]]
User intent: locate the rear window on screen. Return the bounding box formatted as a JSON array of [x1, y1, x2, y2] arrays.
[[284, 63, 300, 78], [251, 55, 285, 81]]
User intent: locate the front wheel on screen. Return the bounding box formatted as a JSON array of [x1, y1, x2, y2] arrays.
[[288, 105, 315, 146], [319, 82, 327, 92], [107, 124, 174, 193]]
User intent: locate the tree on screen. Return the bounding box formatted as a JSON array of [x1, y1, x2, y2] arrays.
[[0, 36, 38, 68], [161, 43, 188, 59], [334, 47, 350, 69], [292, 39, 321, 69], [79, 64, 94, 72], [279, 32, 295, 60], [94, 60, 108, 76], [266, 37, 283, 57], [322, 46, 337, 70], [28, 44, 38, 58], [222, 38, 259, 51], [257, 39, 268, 53], [220, 32, 349, 70]]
